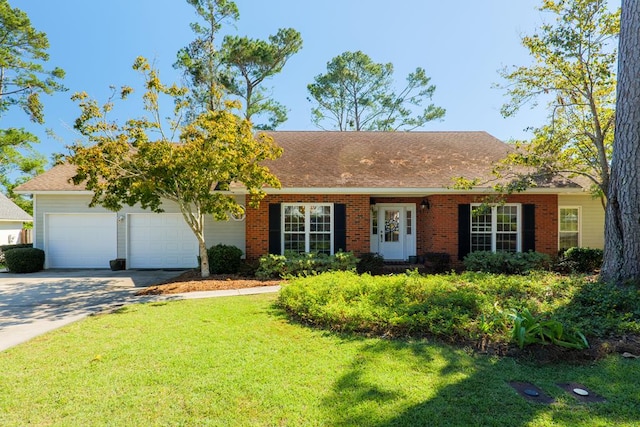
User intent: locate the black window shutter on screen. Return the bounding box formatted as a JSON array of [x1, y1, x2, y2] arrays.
[[522, 204, 536, 252], [458, 204, 471, 260], [334, 204, 347, 253], [268, 203, 282, 254]]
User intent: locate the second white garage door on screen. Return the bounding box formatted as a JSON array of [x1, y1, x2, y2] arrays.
[[128, 214, 198, 269]]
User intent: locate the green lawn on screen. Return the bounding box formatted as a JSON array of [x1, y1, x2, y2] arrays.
[[1, 294, 638, 426]]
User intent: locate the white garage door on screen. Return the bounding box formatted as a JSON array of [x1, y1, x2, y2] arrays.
[[128, 214, 198, 269], [46, 214, 117, 268]]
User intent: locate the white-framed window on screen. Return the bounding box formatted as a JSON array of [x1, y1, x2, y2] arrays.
[[283, 203, 333, 254], [559, 207, 580, 250], [471, 204, 521, 253]]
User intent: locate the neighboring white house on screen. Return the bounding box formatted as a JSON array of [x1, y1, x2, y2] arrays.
[[0, 192, 32, 245]]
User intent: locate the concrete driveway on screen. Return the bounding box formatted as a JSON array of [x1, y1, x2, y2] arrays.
[[0, 269, 184, 352]]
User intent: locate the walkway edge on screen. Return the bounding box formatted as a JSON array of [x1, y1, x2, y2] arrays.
[[156, 285, 282, 300]]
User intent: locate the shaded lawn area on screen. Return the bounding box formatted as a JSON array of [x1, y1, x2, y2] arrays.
[[0, 294, 638, 426]]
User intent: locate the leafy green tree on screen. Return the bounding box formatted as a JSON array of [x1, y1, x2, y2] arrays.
[[495, 0, 619, 203], [219, 28, 302, 130], [601, 0, 640, 284], [68, 57, 282, 277], [0, 0, 64, 208], [174, 0, 301, 129], [0, 133, 45, 215], [174, 0, 238, 115], [307, 50, 445, 131]]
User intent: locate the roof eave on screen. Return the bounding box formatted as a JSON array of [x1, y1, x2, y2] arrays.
[[20, 187, 591, 197], [230, 186, 590, 195], [14, 190, 94, 195]]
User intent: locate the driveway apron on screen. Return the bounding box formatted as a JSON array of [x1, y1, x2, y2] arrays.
[[0, 269, 183, 352]]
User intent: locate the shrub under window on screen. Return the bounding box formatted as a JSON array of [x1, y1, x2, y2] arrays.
[[463, 250, 551, 274]]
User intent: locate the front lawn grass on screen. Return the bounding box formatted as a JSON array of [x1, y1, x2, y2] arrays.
[[1, 293, 639, 426]]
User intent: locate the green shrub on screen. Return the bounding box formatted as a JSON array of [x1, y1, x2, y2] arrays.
[[205, 244, 243, 274], [557, 247, 603, 273], [0, 243, 33, 264], [4, 247, 45, 273], [463, 251, 551, 274], [554, 280, 640, 336], [0, 243, 33, 252], [277, 270, 638, 350], [256, 251, 357, 279], [255, 254, 288, 279], [278, 271, 503, 340], [332, 250, 359, 272], [356, 252, 385, 275], [423, 252, 451, 273]]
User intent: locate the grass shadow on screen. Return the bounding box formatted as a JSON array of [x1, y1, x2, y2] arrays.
[[317, 337, 640, 426]]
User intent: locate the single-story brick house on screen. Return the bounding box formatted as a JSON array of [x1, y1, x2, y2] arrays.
[[0, 192, 32, 245], [15, 131, 604, 269]]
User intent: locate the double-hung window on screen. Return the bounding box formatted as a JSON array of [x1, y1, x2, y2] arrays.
[[559, 207, 580, 250], [471, 204, 521, 253], [283, 203, 333, 254]]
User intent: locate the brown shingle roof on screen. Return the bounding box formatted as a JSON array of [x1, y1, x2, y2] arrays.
[[263, 131, 512, 188], [15, 131, 583, 193], [14, 163, 83, 192]]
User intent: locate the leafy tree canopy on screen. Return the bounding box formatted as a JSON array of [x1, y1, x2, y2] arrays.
[[307, 50, 445, 131], [174, 0, 301, 130], [0, 0, 65, 122], [494, 0, 619, 202], [68, 57, 282, 277], [0, 0, 64, 210], [220, 27, 302, 130]]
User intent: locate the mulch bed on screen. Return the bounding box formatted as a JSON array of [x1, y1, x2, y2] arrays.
[[504, 335, 640, 364], [135, 269, 284, 295]]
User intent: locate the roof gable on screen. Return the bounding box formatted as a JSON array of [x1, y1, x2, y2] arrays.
[[14, 163, 82, 192]]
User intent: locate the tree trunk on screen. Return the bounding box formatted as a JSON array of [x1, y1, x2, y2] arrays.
[[198, 236, 210, 278], [601, 0, 640, 284], [178, 203, 210, 278]]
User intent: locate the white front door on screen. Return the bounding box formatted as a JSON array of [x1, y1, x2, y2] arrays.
[[379, 207, 405, 260]]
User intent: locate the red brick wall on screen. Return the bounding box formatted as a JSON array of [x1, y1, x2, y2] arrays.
[[421, 194, 558, 265], [245, 193, 558, 263], [245, 194, 370, 261]]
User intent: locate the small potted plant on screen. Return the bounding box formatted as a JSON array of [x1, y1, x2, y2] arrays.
[[109, 258, 126, 271]]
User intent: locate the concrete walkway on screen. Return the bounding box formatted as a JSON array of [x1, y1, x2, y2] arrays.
[[0, 269, 280, 352]]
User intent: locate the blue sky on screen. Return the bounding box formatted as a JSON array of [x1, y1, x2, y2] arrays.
[[10, 0, 594, 165]]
